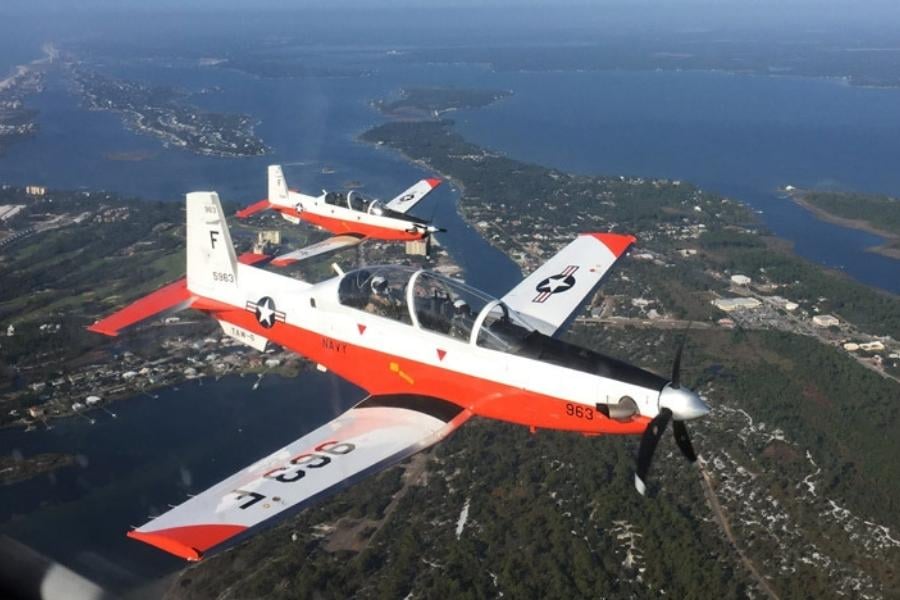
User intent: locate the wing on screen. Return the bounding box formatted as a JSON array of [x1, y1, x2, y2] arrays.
[[270, 235, 363, 267], [501, 233, 636, 337], [127, 395, 471, 561], [384, 178, 441, 214]]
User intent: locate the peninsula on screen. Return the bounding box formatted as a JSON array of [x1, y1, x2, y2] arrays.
[[787, 188, 900, 259], [66, 64, 267, 158]]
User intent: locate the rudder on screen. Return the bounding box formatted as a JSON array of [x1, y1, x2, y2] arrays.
[[268, 165, 289, 205], [186, 191, 238, 297]]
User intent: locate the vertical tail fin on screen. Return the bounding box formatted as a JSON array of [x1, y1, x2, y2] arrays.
[[186, 192, 238, 298], [268, 165, 289, 206]]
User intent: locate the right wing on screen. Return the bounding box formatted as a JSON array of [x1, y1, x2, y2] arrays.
[[501, 233, 636, 338], [127, 395, 471, 561], [384, 178, 441, 214], [270, 234, 363, 267]]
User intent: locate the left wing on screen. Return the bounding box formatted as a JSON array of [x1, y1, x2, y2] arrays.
[[127, 395, 470, 561], [270, 234, 363, 267], [384, 178, 441, 214], [501, 233, 636, 337]]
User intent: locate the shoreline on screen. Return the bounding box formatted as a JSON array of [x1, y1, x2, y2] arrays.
[[787, 190, 900, 260]]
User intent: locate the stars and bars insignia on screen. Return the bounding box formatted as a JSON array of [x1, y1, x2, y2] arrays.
[[533, 265, 579, 303], [246, 296, 286, 328]]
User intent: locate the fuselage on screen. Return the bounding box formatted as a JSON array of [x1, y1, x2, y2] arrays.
[[202, 263, 669, 436], [272, 190, 428, 241]]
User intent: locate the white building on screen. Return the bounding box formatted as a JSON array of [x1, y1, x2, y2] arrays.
[[812, 314, 840, 328], [730, 274, 752, 286], [859, 341, 885, 352], [712, 297, 762, 312]]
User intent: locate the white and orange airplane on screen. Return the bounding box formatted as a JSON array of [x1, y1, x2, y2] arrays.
[[89, 192, 709, 562], [236, 165, 444, 266]]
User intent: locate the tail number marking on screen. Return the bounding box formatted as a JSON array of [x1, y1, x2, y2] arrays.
[[212, 271, 235, 283]]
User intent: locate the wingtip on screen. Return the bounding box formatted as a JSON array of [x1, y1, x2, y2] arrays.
[[426, 178, 442, 189], [584, 232, 637, 257], [127, 529, 202, 562], [127, 523, 247, 561], [86, 323, 118, 337]]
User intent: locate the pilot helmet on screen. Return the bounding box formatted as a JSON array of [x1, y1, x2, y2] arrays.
[[371, 276, 388, 295], [453, 298, 469, 314]]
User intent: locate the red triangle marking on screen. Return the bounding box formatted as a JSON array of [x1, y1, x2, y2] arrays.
[[357, 324, 367, 335], [436, 349, 447, 361]]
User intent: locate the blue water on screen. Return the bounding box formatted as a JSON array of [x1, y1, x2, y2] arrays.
[[0, 374, 362, 590], [453, 69, 900, 292]]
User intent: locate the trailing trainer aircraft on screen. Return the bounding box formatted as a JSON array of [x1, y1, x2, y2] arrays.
[[236, 165, 443, 265], [88, 192, 709, 561]]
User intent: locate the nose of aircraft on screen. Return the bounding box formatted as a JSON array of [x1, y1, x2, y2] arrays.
[[659, 385, 710, 421]]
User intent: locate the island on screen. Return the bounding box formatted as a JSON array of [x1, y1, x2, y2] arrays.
[[164, 117, 900, 598], [374, 86, 512, 119], [787, 188, 900, 259], [1, 452, 75, 485], [66, 64, 267, 158]]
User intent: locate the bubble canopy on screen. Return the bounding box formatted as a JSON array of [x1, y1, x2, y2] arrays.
[[337, 265, 547, 350]]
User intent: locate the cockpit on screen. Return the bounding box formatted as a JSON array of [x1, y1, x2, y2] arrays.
[[336, 265, 668, 389], [336, 265, 540, 350]]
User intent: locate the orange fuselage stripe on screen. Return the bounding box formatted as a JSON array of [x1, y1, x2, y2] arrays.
[[211, 306, 649, 436], [276, 207, 425, 241]]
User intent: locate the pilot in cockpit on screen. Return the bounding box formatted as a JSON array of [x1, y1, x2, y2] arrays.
[[450, 298, 474, 340], [366, 275, 400, 319], [324, 191, 346, 206]]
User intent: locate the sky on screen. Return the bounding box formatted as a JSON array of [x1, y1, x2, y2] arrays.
[[3, 0, 900, 40]]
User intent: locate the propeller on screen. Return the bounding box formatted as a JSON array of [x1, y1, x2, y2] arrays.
[[423, 225, 446, 259], [634, 328, 706, 496]]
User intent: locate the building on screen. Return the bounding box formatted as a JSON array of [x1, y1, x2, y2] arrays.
[[6, 324, 13, 337], [257, 230, 281, 245], [0, 204, 24, 221], [812, 314, 840, 328], [843, 342, 860, 352], [405, 239, 428, 256], [730, 274, 751, 286], [25, 185, 46, 196], [712, 297, 762, 312], [859, 341, 885, 352]]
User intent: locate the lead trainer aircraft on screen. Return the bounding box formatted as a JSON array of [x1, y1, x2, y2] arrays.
[[89, 192, 710, 561], [236, 165, 443, 266]]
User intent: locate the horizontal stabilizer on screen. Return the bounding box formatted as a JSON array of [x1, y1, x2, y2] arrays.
[[87, 252, 270, 337], [235, 199, 271, 219], [271, 235, 363, 267], [87, 278, 192, 337]]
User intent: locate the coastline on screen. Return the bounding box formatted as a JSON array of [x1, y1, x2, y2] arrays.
[[787, 190, 900, 260]]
